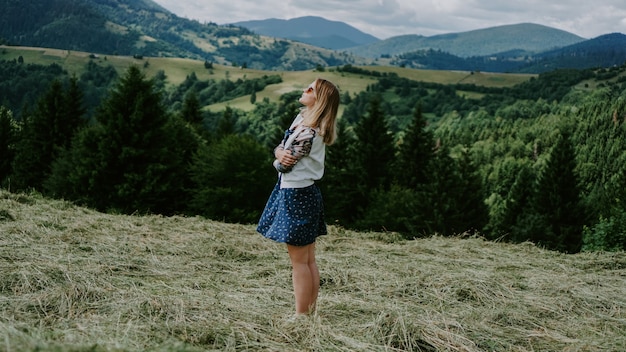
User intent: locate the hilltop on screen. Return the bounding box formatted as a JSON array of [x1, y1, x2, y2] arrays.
[[231, 16, 380, 50], [1, 0, 623, 73], [1, 190, 625, 351], [0, 0, 364, 70], [349, 23, 585, 58]]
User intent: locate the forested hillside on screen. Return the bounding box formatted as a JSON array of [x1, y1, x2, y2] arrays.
[[1, 56, 626, 253], [389, 33, 626, 74], [350, 23, 585, 59], [0, 0, 362, 70]]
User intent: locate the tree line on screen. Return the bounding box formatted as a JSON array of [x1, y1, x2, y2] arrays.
[[1, 61, 625, 253]]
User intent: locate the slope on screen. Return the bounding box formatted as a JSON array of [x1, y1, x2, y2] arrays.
[[0, 0, 366, 70], [518, 32, 626, 72], [1, 190, 625, 351], [232, 16, 380, 50], [351, 23, 585, 58]]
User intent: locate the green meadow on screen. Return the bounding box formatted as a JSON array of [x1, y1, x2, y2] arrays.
[[1, 190, 624, 351], [1, 45, 535, 114]]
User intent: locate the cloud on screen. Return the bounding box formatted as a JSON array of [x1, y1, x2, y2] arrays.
[[152, 0, 626, 39]]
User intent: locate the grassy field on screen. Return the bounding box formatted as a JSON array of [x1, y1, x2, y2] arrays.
[[1, 189, 625, 351], [1, 45, 535, 113]]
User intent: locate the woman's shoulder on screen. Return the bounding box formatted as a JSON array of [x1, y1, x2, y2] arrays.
[[290, 113, 305, 128], [295, 126, 317, 141]]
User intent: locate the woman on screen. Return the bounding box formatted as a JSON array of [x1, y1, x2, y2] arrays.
[[257, 78, 340, 316]]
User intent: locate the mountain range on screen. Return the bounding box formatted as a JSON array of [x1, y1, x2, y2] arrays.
[[349, 23, 585, 58], [232, 18, 585, 58], [1, 0, 625, 73]]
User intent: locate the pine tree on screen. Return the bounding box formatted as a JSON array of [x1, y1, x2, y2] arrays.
[[100, 66, 180, 213], [158, 115, 204, 214], [354, 95, 395, 191], [355, 104, 438, 236], [48, 66, 190, 214], [394, 103, 434, 189], [0, 106, 18, 185], [180, 90, 203, 127], [500, 163, 537, 242], [57, 76, 87, 150], [11, 80, 65, 191], [418, 144, 461, 236], [216, 106, 236, 139], [532, 130, 586, 253], [351, 95, 395, 225], [448, 146, 489, 234], [320, 118, 360, 225]]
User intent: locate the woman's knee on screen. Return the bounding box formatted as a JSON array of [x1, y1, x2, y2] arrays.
[[287, 243, 309, 263]]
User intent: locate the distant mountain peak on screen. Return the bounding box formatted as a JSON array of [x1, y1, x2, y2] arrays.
[[230, 16, 379, 50]]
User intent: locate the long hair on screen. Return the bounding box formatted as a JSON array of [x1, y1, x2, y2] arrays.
[[303, 78, 340, 145]]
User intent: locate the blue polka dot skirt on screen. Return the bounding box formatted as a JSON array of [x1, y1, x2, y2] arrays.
[[257, 182, 327, 246]]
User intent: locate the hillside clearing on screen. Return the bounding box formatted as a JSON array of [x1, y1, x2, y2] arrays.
[[1, 190, 624, 351], [1, 45, 534, 108]]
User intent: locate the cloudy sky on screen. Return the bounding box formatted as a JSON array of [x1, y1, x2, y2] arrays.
[[151, 0, 626, 40]]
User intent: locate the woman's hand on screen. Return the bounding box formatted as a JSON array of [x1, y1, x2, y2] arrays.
[[275, 148, 298, 167]]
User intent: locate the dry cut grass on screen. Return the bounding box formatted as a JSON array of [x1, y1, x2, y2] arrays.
[[1, 190, 625, 351]]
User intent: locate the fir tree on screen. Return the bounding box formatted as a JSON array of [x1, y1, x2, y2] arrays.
[[500, 163, 537, 242], [355, 104, 437, 236], [418, 144, 460, 236], [48, 66, 189, 214], [180, 90, 203, 127], [12, 80, 65, 191], [97, 66, 179, 213], [394, 103, 434, 189], [351, 95, 395, 224], [57, 76, 87, 150], [354, 95, 394, 191], [0, 107, 17, 185], [532, 130, 586, 253], [449, 146, 489, 234], [158, 115, 203, 214], [216, 106, 236, 139], [320, 118, 360, 225]]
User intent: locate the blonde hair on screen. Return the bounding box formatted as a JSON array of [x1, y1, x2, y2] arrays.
[[302, 78, 340, 145]]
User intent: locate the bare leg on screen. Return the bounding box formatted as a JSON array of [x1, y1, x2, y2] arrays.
[[287, 243, 319, 315], [308, 243, 319, 313]]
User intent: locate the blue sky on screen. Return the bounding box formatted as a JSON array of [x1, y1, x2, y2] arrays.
[[152, 0, 626, 39]]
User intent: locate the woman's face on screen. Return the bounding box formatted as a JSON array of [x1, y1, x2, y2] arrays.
[[298, 80, 317, 107]]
